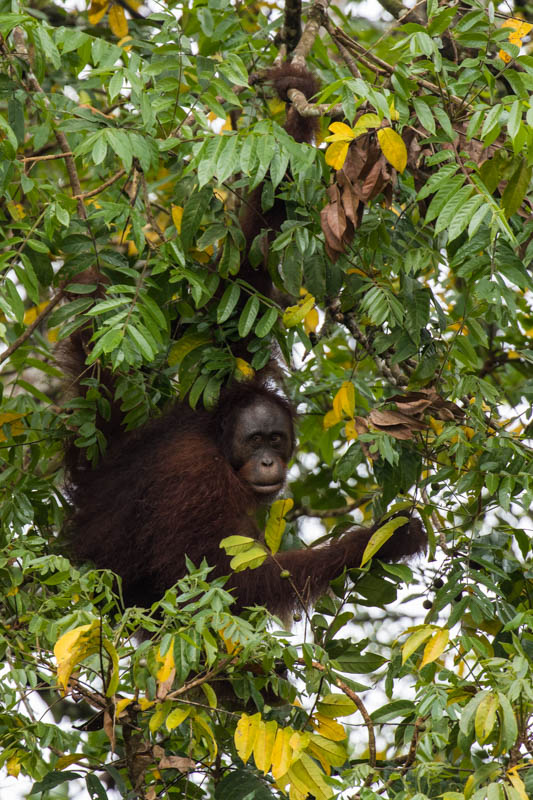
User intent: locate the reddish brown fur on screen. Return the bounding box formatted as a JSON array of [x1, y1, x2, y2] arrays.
[[65, 376, 426, 617]]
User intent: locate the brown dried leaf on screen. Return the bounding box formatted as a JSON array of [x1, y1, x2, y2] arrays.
[[377, 424, 415, 440], [103, 709, 115, 752], [360, 159, 385, 202], [159, 755, 196, 772], [389, 390, 464, 421], [320, 205, 344, 254], [368, 409, 428, 430], [326, 197, 348, 242], [342, 142, 366, 182], [340, 181, 360, 226]]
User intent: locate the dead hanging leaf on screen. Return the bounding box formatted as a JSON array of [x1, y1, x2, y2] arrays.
[[158, 755, 195, 772], [366, 409, 426, 441], [320, 132, 395, 259], [388, 389, 464, 422], [103, 710, 115, 751]]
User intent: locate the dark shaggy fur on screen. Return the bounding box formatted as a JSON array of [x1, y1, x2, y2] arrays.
[[65, 377, 426, 617]]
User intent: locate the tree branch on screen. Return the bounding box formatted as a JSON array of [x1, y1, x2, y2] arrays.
[[0, 289, 65, 367]]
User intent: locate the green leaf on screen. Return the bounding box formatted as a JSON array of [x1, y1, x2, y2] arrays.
[[238, 295, 260, 338], [435, 185, 474, 234], [219, 53, 248, 86], [316, 693, 357, 718], [425, 176, 465, 222], [496, 692, 518, 752], [217, 284, 241, 323], [216, 134, 239, 184], [180, 188, 212, 251], [447, 194, 484, 242], [507, 99, 522, 143], [106, 129, 133, 170], [502, 159, 531, 218], [255, 307, 278, 338], [413, 97, 435, 134]]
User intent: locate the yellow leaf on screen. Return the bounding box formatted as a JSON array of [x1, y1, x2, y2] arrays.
[[118, 35, 133, 51], [353, 113, 380, 134], [201, 683, 217, 709], [333, 381, 355, 420], [54, 621, 101, 693], [377, 127, 407, 173], [323, 408, 341, 430], [310, 713, 347, 742], [286, 752, 333, 800], [0, 412, 26, 441], [166, 705, 191, 731], [325, 122, 356, 142], [193, 715, 218, 763], [345, 419, 357, 441], [253, 719, 278, 773], [230, 546, 268, 572], [138, 697, 155, 710], [220, 535, 257, 555], [88, 0, 108, 24], [108, 4, 128, 37], [219, 627, 241, 655], [283, 292, 316, 328], [401, 625, 435, 664], [475, 692, 499, 743], [325, 141, 349, 170], [24, 301, 49, 325], [235, 357, 255, 379], [7, 202, 25, 220], [502, 18, 533, 36], [6, 755, 21, 777], [171, 205, 184, 233], [149, 704, 167, 733], [115, 698, 133, 718], [360, 516, 409, 566], [289, 730, 310, 761], [307, 733, 347, 768], [304, 307, 319, 334], [265, 498, 294, 554], [56, 754, 84, 770], [421, 628, 450, 667], [289, 785, 308, 800], [156, 641, 175, 683], [235, 713, 261, 764], [271, 726, 294, 780], [508, 767, 529, 800]]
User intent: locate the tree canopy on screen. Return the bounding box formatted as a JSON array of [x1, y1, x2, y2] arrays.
[[1, 0, 533, 798]]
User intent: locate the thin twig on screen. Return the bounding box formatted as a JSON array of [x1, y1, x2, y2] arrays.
[[0, 289, 65, 366], [10, 29, 87, 219], [20, 152, 74, 163], [73, 169, 127, 200], [303, 659, 377, 768]]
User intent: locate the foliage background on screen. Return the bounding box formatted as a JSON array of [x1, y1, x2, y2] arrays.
[[1, 0, 533, 797]]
